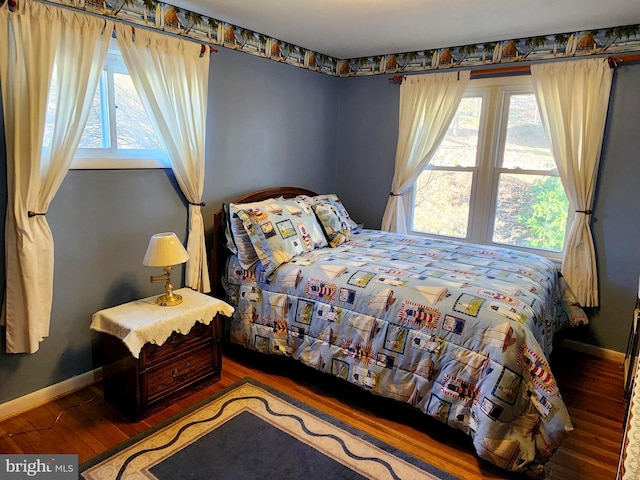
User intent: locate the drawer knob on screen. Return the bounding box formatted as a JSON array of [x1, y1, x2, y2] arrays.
[[172, 363, 191, 380], [170, 334, 187, 345]]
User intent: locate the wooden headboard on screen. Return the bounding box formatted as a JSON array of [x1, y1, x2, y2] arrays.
[[210, 186, 318, 297]]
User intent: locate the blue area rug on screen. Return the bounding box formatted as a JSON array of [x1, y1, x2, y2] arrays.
[[80, 378, 460, 480]]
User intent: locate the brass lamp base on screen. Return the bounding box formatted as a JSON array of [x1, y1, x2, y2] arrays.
[[156, 292, 183, 306], [149, 266, 183, 307]]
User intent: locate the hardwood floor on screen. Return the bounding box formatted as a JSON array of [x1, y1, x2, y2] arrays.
[[0, 345, 625, 479]]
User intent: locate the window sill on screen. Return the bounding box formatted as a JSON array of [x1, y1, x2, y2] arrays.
[[70, 157, 171, 170]]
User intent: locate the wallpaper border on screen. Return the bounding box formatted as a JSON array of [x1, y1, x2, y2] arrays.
[[29, 0, 640, 76]]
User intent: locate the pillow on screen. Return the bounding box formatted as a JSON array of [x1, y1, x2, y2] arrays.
[[312, 202, 351, 247], [307, 193, 359, 231], [234, 197, 328, 277], [228, 198, 278, 269], [223, 203, 237, 255]]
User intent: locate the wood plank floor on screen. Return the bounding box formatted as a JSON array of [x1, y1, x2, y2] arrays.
[[0, 345, 626, 479]]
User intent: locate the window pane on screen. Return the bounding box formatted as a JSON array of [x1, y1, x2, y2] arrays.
[[44, 66, 105, 149], [78, 81, 106, 149], [493, 173, 568, 251], [42, 66, 59, 149], [430, 97, 481, 168], [502, 94, 555, 170], [412, 170, 472, 238], [114, 73, 163, 150]]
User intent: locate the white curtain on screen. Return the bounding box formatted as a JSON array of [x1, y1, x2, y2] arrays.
[[115, 24, 211, 293], [531, 58, 613, 307], [0, 0, 112, 353], [381, 71, 470, 233]]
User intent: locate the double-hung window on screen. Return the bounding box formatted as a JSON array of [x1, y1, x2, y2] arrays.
[[410, 75, 569, 260], [43, 41, 169, 169]]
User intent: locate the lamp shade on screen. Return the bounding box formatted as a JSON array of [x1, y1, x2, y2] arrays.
[[143, 232, 189, 267]]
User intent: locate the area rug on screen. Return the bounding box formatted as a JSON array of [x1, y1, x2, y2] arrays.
[[80, 378, 460, 480]]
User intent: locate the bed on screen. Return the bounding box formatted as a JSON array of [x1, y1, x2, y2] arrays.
[[210, 186, 588, 475]]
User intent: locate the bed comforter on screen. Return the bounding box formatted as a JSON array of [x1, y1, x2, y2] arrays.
[[223, 228, 587, 472]]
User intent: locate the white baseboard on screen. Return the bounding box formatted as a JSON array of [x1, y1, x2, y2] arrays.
[[0, 367, 102, 422], [559, 339, 625, 363]]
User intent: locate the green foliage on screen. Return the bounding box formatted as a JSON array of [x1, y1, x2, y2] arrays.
[[516, 177, 568, 251]]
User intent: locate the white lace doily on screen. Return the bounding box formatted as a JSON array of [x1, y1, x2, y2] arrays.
[[90, 288, 235, 358]]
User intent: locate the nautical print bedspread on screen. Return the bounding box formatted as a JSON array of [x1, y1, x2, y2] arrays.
[[223, 229, 587, 473]]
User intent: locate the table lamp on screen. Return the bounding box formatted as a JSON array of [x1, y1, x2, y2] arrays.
[[143, 232, 190, 306]]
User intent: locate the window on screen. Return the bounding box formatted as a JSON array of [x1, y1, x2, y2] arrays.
[[43, 41, 169, 169], [411, 75, 569, 259]]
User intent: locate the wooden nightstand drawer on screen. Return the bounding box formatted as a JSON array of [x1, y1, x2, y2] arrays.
[[100, 311, 225, 421], [144, 341, 215, 403], [142, 321, 212, 368]]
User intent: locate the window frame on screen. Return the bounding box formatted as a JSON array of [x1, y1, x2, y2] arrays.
[[409, 74, 572, 262]]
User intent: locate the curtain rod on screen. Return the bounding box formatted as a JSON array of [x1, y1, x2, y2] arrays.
[[389, 53, 640, 84]]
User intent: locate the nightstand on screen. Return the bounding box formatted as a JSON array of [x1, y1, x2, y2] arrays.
[[90, 288, 234, 420]]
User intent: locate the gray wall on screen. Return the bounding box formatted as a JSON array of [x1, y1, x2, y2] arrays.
[[205, 48, 339, 203], [588, 63, 640, 351], [335, 63, 640, 354], [335, 74, 399, 230], [0, 46, 340, 404]]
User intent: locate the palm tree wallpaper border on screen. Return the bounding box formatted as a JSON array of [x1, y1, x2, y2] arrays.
[[24, 0, 640, 76]]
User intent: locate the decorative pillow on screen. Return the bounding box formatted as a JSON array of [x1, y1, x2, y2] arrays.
[[228, 198, 278, 269], [312, 203, 351, 247], [234, 197, 328, 277], [223, 203, 238, 255], [293, 194, 314, 206], [307, 194, 359, 231]]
